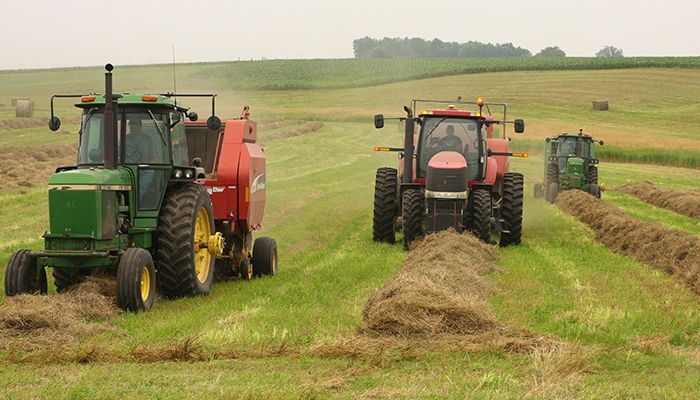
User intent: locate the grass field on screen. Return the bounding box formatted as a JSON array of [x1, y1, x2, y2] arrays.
[[1, 60, 699, 398]]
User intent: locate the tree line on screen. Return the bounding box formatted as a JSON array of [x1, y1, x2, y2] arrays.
[[353, 37, 623, 58]]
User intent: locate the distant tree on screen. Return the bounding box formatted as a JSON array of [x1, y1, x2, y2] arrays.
[[352, 37, 532, 59], [596, 46, 624, 57], [535, 46, 566, 57]]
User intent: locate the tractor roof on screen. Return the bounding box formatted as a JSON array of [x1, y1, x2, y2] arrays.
[[551, 132, 595, 140], [419, 109, 494, 120], [75, 94, 187, 111]]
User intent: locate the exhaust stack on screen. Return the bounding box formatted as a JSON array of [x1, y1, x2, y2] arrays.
[[103, 64, 117, 169]]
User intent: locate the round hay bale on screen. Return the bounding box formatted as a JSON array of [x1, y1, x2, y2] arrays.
[[592, 101, 609, 111], [15, 100, 34, 118], [11, 97, 28, 107]]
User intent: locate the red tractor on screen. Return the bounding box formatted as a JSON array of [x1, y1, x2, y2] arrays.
[[372, 98, 527, 250]]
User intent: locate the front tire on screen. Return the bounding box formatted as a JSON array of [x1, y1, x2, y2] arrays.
[[373, 167, 398, 243], [253, 237, 278, 277], [155, 182, 216, 298], [401, 189, 424, 251], [467, 189, 492, 243], [500, 173, 524, 247], [5, 250, 46, 296], [117, 248, 156, 312]]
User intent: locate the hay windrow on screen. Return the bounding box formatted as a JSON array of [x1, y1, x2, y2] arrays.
[[556, 190, 700, 294], [618, 181, 700, 219], [0, 277, 120, 351], [260, 120, 324, 142], [0, 144, 77, 190]]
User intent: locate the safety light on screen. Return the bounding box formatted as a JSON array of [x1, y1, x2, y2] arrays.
[[476, 97, 485, 106], [184, 169, 194, 179], [173, 169, 183, 179], [81, 96, 96, 103], [142, 96, 158, 102], [512, 153, 529, 158]]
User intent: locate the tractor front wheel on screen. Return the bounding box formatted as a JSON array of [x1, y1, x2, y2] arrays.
[[253, 237, 278, 277], [500, 173, 524, 247], [373, 167, 398, 243], [155, 182, 216, 298], [116, 247, 156, 312], [402, 189, 424, 251], [52, 267, 90, 293], [467, 189, 492, 243], [5, 250, 46, 296]]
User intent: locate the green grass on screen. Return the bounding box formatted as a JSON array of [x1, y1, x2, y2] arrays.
[[1, 63, 700, 398], [604, 191, 700, 236]]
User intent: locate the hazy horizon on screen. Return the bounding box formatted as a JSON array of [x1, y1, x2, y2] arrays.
[[1, 0, 699, 71]]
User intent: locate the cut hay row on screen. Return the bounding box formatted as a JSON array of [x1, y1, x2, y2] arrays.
[[618, 181, 700, 219], [259, 120, 324, 142], [556, 190, 700, 294], [313, 230, 556, 357], [0, 277, 119, 352], [0, 116, 80, 132], [0, 144, 77, 190]]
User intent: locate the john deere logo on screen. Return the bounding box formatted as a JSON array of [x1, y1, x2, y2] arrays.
[[251, 173, 266, 194]]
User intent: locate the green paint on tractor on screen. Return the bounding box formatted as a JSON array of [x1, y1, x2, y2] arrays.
[[533, 129, 605, 203]]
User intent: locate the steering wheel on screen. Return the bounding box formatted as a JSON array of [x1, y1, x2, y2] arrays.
[[126, 144, 145, 162]]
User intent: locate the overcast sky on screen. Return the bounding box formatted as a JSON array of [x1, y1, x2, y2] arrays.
[[0, 0, 698, 70]]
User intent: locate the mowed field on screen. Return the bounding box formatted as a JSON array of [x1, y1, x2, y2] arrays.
[[0, 59, 699, 398]]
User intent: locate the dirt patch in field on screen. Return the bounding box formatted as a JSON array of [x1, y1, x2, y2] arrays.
[[313, 230, 557, 358], [0, 277, 120, 351], [618, 181, 700, 219], [556, 190, 700, 294], [260, 120, 324, 142], [0, 144, 77, 190]]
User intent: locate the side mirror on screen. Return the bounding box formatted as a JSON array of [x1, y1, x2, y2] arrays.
[[374, 114, 384, 129], [192, 157, 202, 167], [545, 137, 551, 142], [187, 111, 198, 122], [207, 115, 222, 131], [49, 117, 61, 132], [514, 119, 525, 134], [599, 140, 605, 146]]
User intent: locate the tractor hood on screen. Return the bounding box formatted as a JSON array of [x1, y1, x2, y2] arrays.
[[426, 151, 468, 195], [49, 167, 132, 189]]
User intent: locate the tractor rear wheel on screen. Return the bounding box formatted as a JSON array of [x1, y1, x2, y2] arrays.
[[548, 182, 559, 203], [253, 237, 278, 277], [52, 267, 90, 293], [500, 173, 524, 247], [467, 189, 492, 243], [116, 247, 156, 312], [155, 182, 216, 298], [533, 182, 544, 198], [373, 167, 398, 243], [546, 163, 559, 203], [5, 250, 46, 296], [402, 189, 424, 250], [588, 166, 599, 185], [590, 183, 601, 199]]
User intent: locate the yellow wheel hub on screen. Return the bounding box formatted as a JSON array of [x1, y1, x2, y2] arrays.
[[194, 207, 212, 284], [140, 265, 150, 302]]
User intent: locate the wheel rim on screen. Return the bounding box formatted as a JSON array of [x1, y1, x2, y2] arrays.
[[140, 265, 150, 302], [194, 208, 212, 284], [271, 255, 277, 275]]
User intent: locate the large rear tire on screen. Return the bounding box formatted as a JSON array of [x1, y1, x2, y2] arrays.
[[548, 182, 559, 204], [467, 189, 492, 243], [253, 237, 278, 277], [373, 167, 398, 243], [155, 182, 215, 298], [500, 173, 524, 247], [401, 189, 424, 251], [5, 250, 46, 296], [117, 247, 156, 312], [546, 163, 559, 203], [588, 166, 599, 185]]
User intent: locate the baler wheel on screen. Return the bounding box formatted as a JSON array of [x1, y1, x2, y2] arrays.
[[155, 182, 215, 298], [116, 247, 156, 312], [52, 267, 89, 293], [373, 167, 398, 243], [5, 249, 46, 296], [467, 189, 492, 243], [253, 237, 278, 277], [401, 189, 424, 251], [500, 173, 524, 247]]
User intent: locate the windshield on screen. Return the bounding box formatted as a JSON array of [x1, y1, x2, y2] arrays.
[[557, 136, 591, 171], [417, 117, 481, 181], [78, 109, 171, 165]]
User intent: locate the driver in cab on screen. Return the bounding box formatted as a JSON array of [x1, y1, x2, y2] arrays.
[[437, 125, 463, 152], [125, 119, 156, 164]]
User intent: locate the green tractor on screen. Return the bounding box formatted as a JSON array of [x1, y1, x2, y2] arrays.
[[3, 64, 278, 311], [533, 129, 605, 203]]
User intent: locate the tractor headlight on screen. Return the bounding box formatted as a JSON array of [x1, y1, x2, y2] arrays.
[[173, 169, 184, 179], [184, 169, 194, 179]]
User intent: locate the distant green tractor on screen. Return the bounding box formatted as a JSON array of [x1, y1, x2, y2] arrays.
[[533, 130, 605, 203]]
